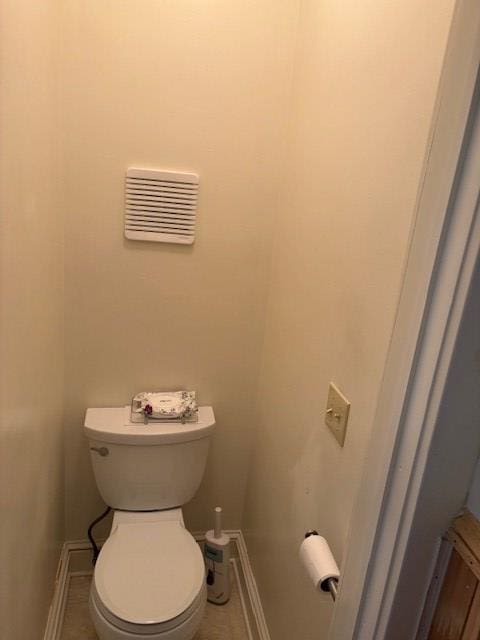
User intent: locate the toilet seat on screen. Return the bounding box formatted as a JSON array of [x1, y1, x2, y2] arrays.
[[91, 581, 206, 636], [93, 520, 205, 634]]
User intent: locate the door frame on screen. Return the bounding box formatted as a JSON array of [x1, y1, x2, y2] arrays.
[[329, 1, 480, 638]]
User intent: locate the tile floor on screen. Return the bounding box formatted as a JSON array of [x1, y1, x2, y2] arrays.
[[60, 542, 259, 640]]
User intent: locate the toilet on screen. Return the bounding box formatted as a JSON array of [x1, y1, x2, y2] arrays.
[[84, 405, 215, 640]]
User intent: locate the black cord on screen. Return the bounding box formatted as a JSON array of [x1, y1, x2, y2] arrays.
[[87, 506, 111, 566]]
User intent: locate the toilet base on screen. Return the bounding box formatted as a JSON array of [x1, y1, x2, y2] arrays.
[[89, 584, 206, 640]]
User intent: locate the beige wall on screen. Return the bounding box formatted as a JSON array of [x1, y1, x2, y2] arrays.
[[60, 0, 300, 539], [0, 3, 458, 636], [0, 2, 64, 638], [242, 2, 455, 639]]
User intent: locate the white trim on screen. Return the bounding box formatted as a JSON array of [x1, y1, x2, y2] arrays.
[[329, 0, 480, 638], [43, 531, 270, 640], [415, 539, 452, 640], [59, 539, 98, 552], [231, 558, 255, 640], [362, 121, 480, 640], [234, 531, 272, 640], [195, 530, 271, 640], [43, 542, 77, 640]]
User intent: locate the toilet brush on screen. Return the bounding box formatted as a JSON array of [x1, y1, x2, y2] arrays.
[[204, 506, 231, 604]]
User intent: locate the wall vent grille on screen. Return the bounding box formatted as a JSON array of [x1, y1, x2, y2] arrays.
[[125, 168, 198, 245]]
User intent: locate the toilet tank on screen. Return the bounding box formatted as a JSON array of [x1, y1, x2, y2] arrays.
[[84, 406, 215, 511]]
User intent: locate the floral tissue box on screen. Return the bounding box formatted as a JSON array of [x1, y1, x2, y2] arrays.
[[130, 390, 198, 423]]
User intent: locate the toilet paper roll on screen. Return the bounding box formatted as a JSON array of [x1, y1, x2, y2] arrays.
[[299, 535, 339, 591]]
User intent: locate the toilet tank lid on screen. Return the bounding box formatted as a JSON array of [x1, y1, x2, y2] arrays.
[[84, 406, 215, 445]]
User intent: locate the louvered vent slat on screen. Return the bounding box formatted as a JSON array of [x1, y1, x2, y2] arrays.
[[125, 168, 198, 244], [127, 202, 195, 210]]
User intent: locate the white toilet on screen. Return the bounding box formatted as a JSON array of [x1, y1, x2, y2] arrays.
[[84, 405, 215, 640]]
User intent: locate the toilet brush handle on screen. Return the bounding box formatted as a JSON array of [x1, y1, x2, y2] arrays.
[[214, 506, 222, 538]]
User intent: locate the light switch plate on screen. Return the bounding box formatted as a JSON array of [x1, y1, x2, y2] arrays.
[[325, 382, 350, 447]]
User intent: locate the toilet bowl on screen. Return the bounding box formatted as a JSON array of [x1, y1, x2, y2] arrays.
[[90, 509, 206, 640], [84, 405, 215, 640]]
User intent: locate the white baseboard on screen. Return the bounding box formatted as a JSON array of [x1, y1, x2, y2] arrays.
[[235, 532, 272, 640], [42, 541, 83, 640], [197, 530, 272, 640], [43, 530, 270, 640]]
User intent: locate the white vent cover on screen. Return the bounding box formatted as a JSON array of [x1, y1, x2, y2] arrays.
[[125, 168, 198, 245]]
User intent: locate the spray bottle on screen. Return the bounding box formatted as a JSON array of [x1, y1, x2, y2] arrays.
[[204, 506, 231, 604]]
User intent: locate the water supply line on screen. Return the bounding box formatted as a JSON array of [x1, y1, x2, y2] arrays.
[[87, 506, 111, 566]]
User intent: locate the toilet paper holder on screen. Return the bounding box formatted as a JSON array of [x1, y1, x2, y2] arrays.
[[304, 530, 339, 601]]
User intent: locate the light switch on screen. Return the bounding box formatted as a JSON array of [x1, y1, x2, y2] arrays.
[[325, 382, 350, 447]]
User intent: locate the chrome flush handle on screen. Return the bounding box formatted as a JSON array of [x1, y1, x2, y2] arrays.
[[90, 446, 109, 457]]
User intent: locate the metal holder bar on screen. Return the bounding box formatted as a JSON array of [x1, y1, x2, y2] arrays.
[[323, 577, 338, 602]]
